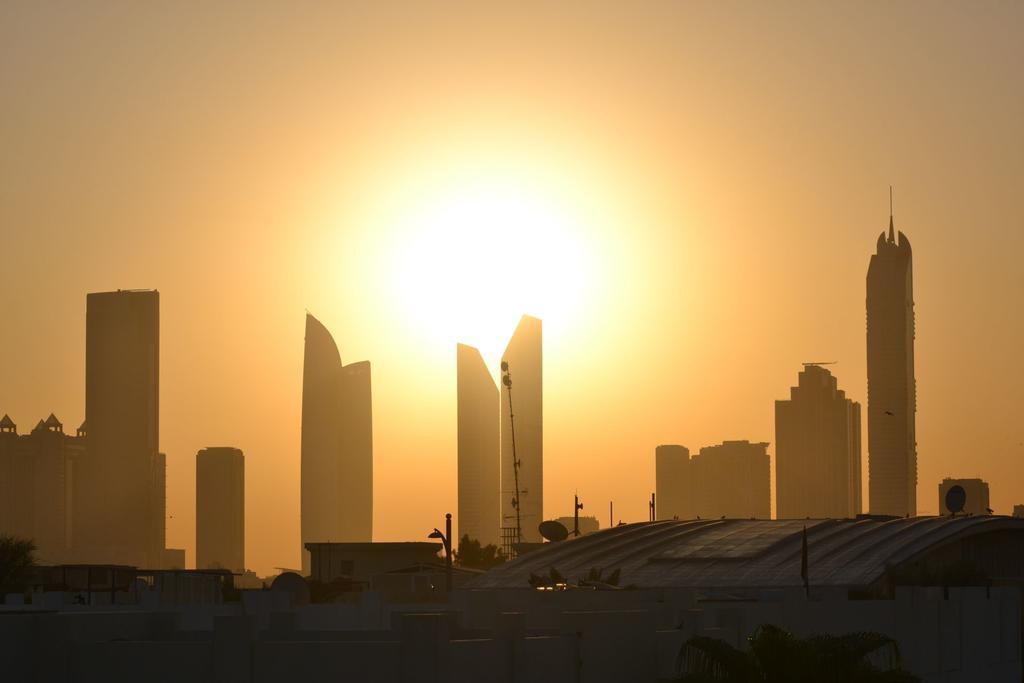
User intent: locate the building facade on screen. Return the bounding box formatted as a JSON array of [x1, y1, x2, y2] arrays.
[[775, 364, 862, 519], [938, 478, 990, 516], [0, 414, 86, 564], [300, 313, 373, 574], [500, 316, 543, 544], [655, 441, 770, 520], [655, 445, 691, 521], [456, 344, 500, 546], [867, 216, 917, 516], [196, 447, 245, 572], [80, 289, 162, 567]]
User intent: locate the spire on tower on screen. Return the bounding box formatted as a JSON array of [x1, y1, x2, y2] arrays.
[[888, 186, 895, 242]]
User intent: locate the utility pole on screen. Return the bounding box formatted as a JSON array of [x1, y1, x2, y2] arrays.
[[649, 492, 656, 521], [501, 361, 522, 545]]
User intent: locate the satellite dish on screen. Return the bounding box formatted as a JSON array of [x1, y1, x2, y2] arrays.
[[945, 485, 967, 514], [271, 571, 310, 605], [539, 520, 569, 542]]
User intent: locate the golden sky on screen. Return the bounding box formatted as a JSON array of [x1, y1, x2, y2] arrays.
[[2, 2, 1022, 574]]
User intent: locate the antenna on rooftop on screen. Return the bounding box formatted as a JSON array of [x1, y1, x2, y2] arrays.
[[502, 361, 522, 545]]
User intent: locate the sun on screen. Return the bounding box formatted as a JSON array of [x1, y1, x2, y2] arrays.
[[383, 175, 593, 356]]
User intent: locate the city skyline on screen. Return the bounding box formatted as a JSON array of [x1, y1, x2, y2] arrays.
[[2, 3, 1022, 575]]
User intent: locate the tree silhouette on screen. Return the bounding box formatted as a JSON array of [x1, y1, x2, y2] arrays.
[[0, 535, 36, 596], [455, 535, 505, 570], [675, 624, 919, 682]]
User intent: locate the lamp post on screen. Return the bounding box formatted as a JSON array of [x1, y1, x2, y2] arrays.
[[574, 494, 584, 537], [428, 513, 453, 593]]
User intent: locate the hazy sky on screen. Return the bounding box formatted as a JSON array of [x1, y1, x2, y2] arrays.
[[2, 2, 1022, 574]]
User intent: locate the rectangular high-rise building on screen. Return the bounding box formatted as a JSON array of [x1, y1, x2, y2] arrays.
[[692, 441, 771, 519], [500, 315, 542, 544], [653, 441, 769, 520], [775, 364, 862, 519], [80, 289, 160, 567], [655, 445, 691, 520], [0, 413, 85, 564], [867, 214, 916, 516], [196, 447, 245, 573], [457, 344, 500, 546]]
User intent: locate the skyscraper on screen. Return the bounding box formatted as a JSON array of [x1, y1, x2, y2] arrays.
[[692, 441, 771, 519], [655, 445, 691, 520], [654, 441, 770, 520], [196, 447, 245, 573], [500, 315, 542, 544], [0, 414, 86, 564], [457, 344, 500, 546], [867, 210, 916, 516], [300, 313, 373, 574], [80, 289, 161, 567], [775, 364, 862, 519]]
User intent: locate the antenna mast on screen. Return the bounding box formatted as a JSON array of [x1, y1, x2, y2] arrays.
[[501, 361, 522, 545]]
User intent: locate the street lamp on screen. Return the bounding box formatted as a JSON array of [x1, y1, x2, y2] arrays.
[[428, 512, 453, 593]]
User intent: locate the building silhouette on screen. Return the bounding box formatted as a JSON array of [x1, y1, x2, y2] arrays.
[[867, 212, 917, 516], [775, 364, 862, 519], [0, 414, 86, 564], [655, 445, 691, 521], [655, 440, 770, 520], [500, 316, 542, 543], [78, 289, 162, 567], [300, 313, 373, 574], [938, 478, 990, 516], [456, 344, 500, 546], [196, 447, 245, 572]]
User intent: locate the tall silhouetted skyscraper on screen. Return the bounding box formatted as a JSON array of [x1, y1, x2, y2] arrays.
[[457, 344, 500, 546], [300, 313, 373, 574], [775, 364, 862, 519], [867, 211, 916, 516], [196, 447, 245, 572], [80, 289, 161, 567], [500, 315, 542, 544]]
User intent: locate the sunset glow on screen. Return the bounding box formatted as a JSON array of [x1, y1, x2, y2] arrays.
[[386, 178, 592, 351]]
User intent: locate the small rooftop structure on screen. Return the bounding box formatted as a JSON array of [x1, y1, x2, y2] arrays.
[[304, 542, 442, 583], [469, 516, 1024, 596]]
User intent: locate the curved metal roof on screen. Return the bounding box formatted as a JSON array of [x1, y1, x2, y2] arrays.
[[468, 516, 1024, 590]]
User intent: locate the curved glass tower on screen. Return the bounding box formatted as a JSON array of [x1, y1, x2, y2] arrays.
[[300, 314, 372, 573]]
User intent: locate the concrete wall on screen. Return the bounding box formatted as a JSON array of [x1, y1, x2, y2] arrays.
[[0, 585, 1019, 682]]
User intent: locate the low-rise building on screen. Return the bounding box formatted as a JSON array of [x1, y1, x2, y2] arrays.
[[939, 477, 991, 515]]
